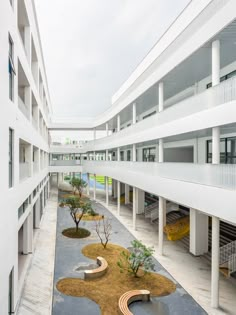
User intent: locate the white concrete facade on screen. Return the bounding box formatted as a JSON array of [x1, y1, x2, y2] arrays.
[[1, 0, 236, 314]]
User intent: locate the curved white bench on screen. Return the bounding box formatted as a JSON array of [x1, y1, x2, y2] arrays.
[[118, 289, 150, 315], [84, 256, 108, 279]]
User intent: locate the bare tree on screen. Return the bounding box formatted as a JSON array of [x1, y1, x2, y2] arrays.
[[95, 217, 112, 249]]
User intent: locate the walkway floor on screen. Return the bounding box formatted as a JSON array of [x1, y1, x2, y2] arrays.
[[52, 189, 206, 315], [17, 187, 58, 315], [94, 191, 236, 315]]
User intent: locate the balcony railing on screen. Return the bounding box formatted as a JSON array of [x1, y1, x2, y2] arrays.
[[83, 161, 236, 191], [18, 96, 30, 120], [50, 160, 81, 166], [84, 76, 236, 150], [19, 162, 30, 180]]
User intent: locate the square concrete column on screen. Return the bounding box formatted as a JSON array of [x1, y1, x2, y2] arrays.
[[106, 122, 109, 136], [117, 147, 120, 161], [159, 139, 164, 163], [93, 128, 96, 140], [135, 188, 144, 214], [125, 184, 129, 204], [190, 209, 208, 256], [35, 198, 41, 228], [23, 213, 33, 254], [158, 82, 164, 112], [132, 144, 136, 162], [117, 181, 120, 215], [133, 187, 136, 230]]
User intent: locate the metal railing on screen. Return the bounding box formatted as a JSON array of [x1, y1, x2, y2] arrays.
[[220, 240, 236, 265], [229, 254, 236, 276]]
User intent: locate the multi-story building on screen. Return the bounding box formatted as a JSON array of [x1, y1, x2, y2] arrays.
[[1, 0, 236, 314], [0, 0, 51, 313]]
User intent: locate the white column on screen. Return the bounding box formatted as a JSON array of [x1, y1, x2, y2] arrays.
[[106, 122, 109, 136], [125, 184, 129, 204], [158, 82, 164, 112], [86, 173, 90, 196], [93, 151, 96, 161], [190, 209, 208, 256], [159, 139, 164, 163], [113, 180, 117, 198], [23, 216, 30, 254], [158, 196, 165, 255], [117, 115, 120, 132], [35, 198, 41, 228], [117, 181, 121, 215], [211, 216, 220, 308], [133, 187, 136, 230], [212, 40, 220, 165], [132, 144, 136, 162], [135, 188, 145, 214], [28, 211, 33, 253], [106, 149, 109, 161], [132, 103, 136, 124], [93, 174, 96, 200], [106, 176, 109, 206], [117, 147, 120, 161]]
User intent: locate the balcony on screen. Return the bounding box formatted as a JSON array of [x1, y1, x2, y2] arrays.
[[82, 161, 236, 223], [83, 77, 236, 151], [50, 160, 81, 166]]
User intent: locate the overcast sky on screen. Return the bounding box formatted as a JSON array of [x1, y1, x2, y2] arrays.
[[35, 0, 190, 118]]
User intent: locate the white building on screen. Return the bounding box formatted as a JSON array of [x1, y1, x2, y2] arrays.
[[1, 0, 236, 314]]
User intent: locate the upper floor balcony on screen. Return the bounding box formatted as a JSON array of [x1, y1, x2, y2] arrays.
[[82, 160, 236, 224], [83, 76, 236, 152]]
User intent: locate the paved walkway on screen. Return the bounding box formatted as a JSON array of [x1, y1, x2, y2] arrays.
[[17, 187, 58, 315], [52, 190, 206, 315], [94, 191, 236, 315]]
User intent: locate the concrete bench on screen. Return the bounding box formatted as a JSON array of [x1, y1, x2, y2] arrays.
[[84, 256, 108, 279], [118, 290, 150, 315]]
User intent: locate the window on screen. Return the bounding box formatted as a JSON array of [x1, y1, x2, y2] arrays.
[[120, 151, 124, 161], [127, 150, 131, 161], [8, 268, 14, 315], [206, 137, 236, 164], [143, 111, 156, 120], [206, 70, 236, 89], [8, 35, 15, 101], [9, 129, 14, 188], [143, 147, 156, 162]]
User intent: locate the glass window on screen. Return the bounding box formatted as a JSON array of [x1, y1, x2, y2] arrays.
[[127, 150, 131, 161], [120, 151, 124, 161], [143, 147, 156, 162], [9, 35, 15, 101], [206, 137, 236, 164], [206, 70, 236, 89], [9, 129, 14, 188]]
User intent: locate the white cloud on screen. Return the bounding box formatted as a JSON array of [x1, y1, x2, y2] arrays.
[[35, 0, 190, 117]]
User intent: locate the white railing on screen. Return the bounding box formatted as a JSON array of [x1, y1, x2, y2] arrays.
[[19, 162, 30, 180], [18, 96, 30, 120], [83, 76, 236, 150], [220, 240, 236, 265], [83, 161, 236, 191], [50, 160, 81, 166], [229, 254, 236, 275]]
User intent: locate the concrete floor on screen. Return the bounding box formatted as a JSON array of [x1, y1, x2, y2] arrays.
[[17, 187, 58, 315], [93, 190, 236, 315]]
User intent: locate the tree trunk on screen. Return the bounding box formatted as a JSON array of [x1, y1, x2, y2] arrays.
[[76, 222, 79, 232]]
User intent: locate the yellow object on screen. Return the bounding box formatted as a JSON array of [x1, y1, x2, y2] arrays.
[[164, 216, 189, 241]]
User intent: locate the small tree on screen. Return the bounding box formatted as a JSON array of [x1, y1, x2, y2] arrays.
[[95, 217, 112, 249], [70, 177, 87, 197], [65, 197, 92, 232], [117, 240, 155, 277]]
